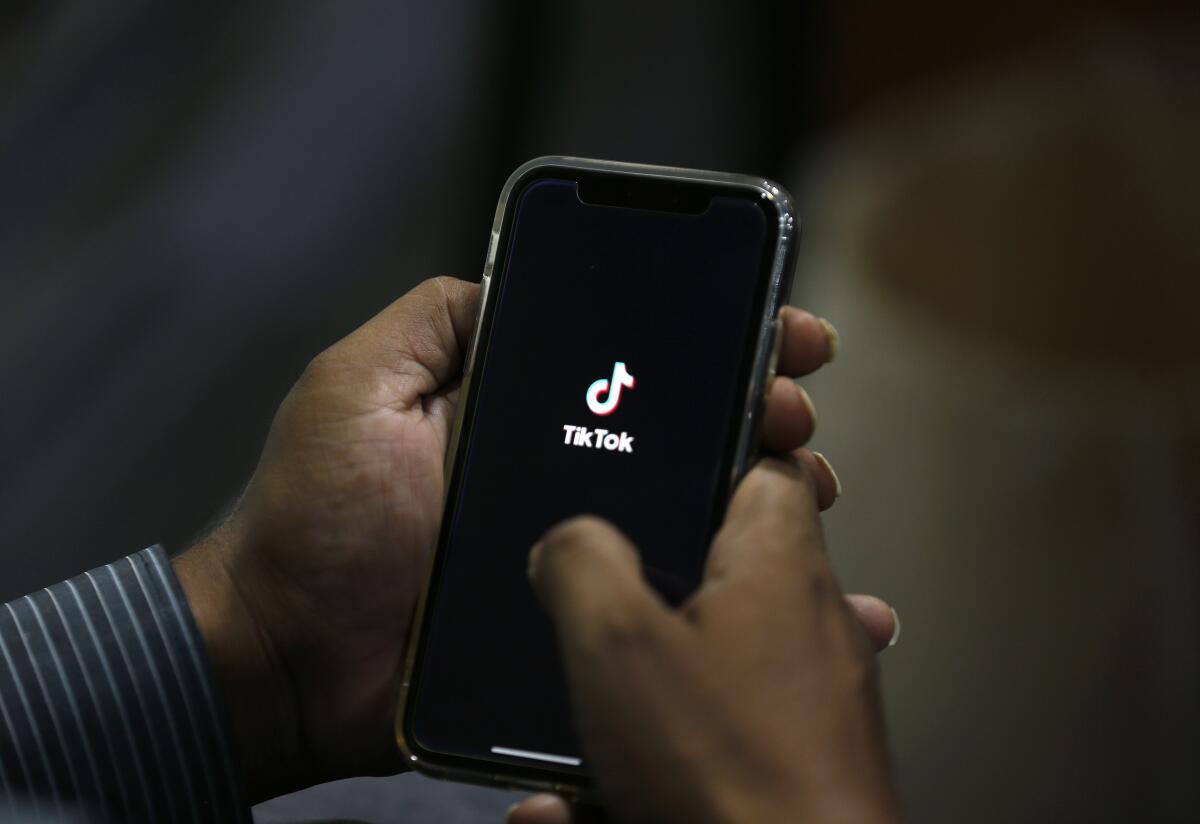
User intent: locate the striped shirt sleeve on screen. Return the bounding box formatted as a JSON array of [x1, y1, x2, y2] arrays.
[[0, 547, 250, 822]]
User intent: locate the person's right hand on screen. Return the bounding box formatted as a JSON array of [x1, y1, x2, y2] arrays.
[[516, 456, 904, 824]]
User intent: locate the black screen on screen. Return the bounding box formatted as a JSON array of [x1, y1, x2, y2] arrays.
[[407, 174, 775, 777]]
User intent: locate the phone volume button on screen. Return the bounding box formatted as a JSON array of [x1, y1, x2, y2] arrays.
[[766, 318, 782, 387]]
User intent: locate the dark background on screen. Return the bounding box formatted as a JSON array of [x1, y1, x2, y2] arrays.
[[0, 0, 821, 599], [1, 2, 1196, 822]]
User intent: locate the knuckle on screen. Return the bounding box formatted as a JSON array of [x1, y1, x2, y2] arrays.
[[801, 568, 838, 605], [418, 274, 467, 304], [416, 274, 452, 294], [299, 347, 338, 386], [395, 278, 449, 329]]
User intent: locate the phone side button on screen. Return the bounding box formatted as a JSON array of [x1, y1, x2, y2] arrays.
[[763, 318, 782, 401]]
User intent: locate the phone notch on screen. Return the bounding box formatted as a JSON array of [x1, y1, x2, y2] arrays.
[[576, 174, 712, 215]]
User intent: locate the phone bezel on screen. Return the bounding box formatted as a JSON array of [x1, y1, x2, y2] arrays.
[[395, 156, 799, 797]]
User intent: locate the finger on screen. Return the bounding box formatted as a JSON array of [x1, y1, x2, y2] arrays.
[[528, 518, 689, 799], [760, 377, 817, 452], [844, 594, 901, 651], [703, 456, 830, 587], [528, 516, 675, 655], [506, 795, 609, 824], [792, 448, 841, 511], [777, 306, 838, 377], [331, 276, 480, 406], [507, 796, 608, 824], [506, 794, 571, 824]]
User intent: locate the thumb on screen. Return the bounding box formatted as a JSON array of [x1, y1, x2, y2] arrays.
[[326, 276, 480, 406], [507, 794, 608, 824]]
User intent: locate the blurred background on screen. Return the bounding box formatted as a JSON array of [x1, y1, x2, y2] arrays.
[[1, 1, 1196, 822]]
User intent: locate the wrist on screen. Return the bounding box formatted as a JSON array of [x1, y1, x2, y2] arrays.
[[173, 520, 307, 802]]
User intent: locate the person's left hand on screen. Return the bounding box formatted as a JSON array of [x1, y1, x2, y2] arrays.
[[170, 276, 856, 801]]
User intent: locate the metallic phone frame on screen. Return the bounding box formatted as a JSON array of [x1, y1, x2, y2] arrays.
[[394, 156, 799, 797]]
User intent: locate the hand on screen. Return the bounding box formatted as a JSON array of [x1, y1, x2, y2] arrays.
[[515, 458, 904, 824], [170, 275, 850, 802], [174, 277, 478, 800]]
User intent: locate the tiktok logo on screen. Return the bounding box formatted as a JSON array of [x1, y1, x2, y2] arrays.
[[585, 361, 635, 416], [563, 361, 636, 454]]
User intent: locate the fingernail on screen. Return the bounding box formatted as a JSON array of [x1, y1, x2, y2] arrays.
[[796, 383, 817, 431], [888, 607, 901, 648], [812, 451, 842, 500], [527, 542, 544, 579], [818, 317, 840, 362]]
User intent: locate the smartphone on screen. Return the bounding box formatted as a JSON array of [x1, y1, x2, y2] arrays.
[[396, 156, 799, 794]]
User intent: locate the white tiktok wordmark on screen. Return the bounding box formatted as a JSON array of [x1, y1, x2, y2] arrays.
[[562, 425, 635, 453]]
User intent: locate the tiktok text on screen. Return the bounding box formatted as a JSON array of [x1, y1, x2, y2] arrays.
[[562, 424, 635, 453]]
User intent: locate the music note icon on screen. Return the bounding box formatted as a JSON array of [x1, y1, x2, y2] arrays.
[[585, 361, 636, 416]]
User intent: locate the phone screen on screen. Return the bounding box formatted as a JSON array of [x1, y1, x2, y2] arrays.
[[406, 172, 780, 777]]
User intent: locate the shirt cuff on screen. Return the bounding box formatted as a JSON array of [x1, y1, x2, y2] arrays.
[[0, 546, 250, 822]]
